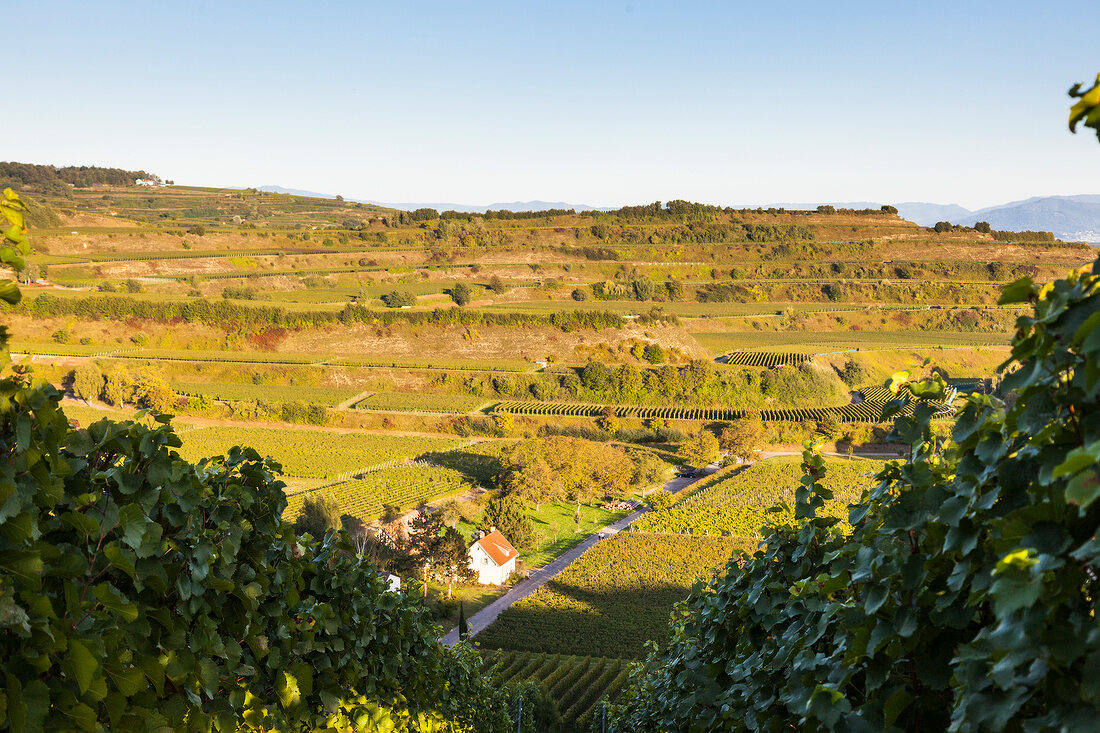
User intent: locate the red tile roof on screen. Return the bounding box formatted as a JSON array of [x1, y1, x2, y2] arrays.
[[474, 530, 518, 567]]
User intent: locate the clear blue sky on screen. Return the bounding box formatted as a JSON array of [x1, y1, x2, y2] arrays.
[[11, 1, 1100, 209]]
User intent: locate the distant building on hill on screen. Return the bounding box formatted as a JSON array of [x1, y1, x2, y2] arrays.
[[135, 178, 161, 187], [468, 528, 518, 585]]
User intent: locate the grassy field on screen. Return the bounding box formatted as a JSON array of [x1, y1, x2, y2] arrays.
[[457, 501, 632, 571]]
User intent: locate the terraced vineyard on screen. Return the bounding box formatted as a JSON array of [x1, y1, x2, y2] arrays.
[[283, 463, 473, 523], [353, 392, 489, 413], [632, 455, 886, 535], [175, 426, 463, 479], [690, 330, 1013, 355], [475, 532, 749, 659], [330, 356, 532, 373], [493, 389, 948, 423], [171, 381, 360, 406], [721, 351, 811, 368], [482, 651, 630, 731], [13, 344, 531, 373]]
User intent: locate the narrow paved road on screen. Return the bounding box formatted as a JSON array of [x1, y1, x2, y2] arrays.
[[441, 461, 721, 646], [441, 448, 900, 645]]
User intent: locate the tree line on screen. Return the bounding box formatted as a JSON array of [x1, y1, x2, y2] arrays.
[[0, 160, 160, 188], [17, 294, 627, 334]]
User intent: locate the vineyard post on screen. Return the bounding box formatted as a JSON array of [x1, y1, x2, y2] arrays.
[[516, 696, 522, 733]]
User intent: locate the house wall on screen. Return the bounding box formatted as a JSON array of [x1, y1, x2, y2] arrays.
[[468, 544, 516, 585]]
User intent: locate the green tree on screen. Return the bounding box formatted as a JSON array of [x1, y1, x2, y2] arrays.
[[571, 286, 590, 301], [678, 430, 719, 469], [436, 526, 476, 598], [381, 289, 416, 307], [494, 409, 515, 437], [642, 343, 665, 364], [499, 442, 563, 510], [484, 494, 535, 549], [838, 356, 871, 388], [71, 363, 105, 401], [486, 275, 507, 294], [596, 405, 620, 435], [719, 415, 764, 463], [581, 361, 613, 391], [631, 276, 657, 301], [294, 493, 343, 538], [647, 491, 674, 511], [631, 452, 669, 497], [450, 282, 472, 306]]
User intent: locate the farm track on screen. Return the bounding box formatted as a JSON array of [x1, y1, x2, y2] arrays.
[[439, 462, 722, 647]]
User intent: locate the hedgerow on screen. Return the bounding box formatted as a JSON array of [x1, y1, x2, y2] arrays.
[[17, 294, 625, 334]]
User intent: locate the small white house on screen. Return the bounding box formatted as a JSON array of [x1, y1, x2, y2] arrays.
[[468, 529, 519, 585]]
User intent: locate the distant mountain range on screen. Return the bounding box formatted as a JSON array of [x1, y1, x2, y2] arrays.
[[256, 185, 1100, 243], [920, 195, 1100, 243]]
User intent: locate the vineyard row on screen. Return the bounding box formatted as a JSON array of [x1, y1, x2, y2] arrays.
[[492, 392, 952, 424]]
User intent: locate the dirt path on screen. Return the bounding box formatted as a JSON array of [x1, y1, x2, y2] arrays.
[[440, 461, 722, 646], [336, 390, 372, 410]]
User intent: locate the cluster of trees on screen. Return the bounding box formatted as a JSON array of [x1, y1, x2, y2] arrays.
[[990, 229, 1059, 243], [0, 161, 159, 189], [494, 436, 661, 508], [438, 208, 577, 221], [70, 363, 176, 413], [532, 358, 849, 409], [67, 364, 330, 426], [380, 289, 417, 307], [599, 200, 725, 220], [933, 221, 1061, 244]]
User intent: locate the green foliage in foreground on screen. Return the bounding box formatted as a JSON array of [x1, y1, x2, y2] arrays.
[[0, 382, 519, 730], [606, 260, 1100, 730]]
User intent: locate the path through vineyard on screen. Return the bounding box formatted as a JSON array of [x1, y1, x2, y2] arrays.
[[441, 446, 901, 647], [439, 461, 723, 646]]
